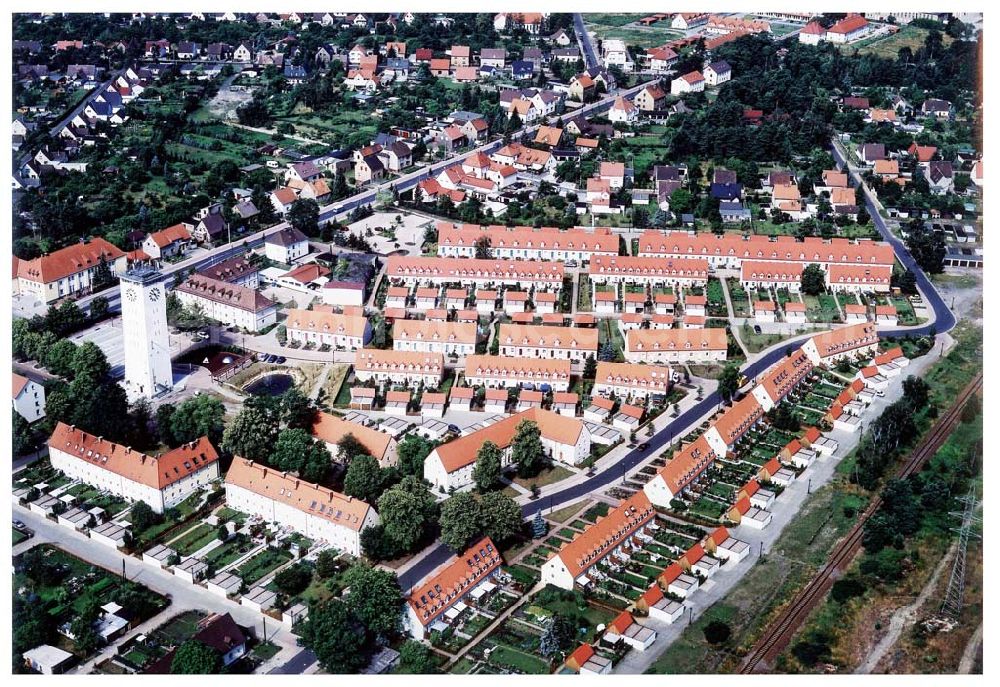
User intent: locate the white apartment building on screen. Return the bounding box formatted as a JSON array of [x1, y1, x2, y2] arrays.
[[175, 275, 278, 331]]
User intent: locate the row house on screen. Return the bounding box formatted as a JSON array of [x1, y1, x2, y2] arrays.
[[354, 350, 445, 388], [593, 362, 673, 402], [464, 355, 572, 392], [802, 322, 880, 365], [541, 491, 655, 590], [750, 349, 815, 411], [636, 230, 895, 272], [589, 255, 709, 289], [393, 320, 477, 356], [385, 256, 565, 290], [285, 308, 372, 350], [48, 422, 220, 514], [624, 328, 728, 365], [225, 459, 378, 557], [826, 264, 892, 294], [643, 435, 718, 505], [740, 260, 804, 293], [175, 275, 277, 331], [405, 538, 502, 639], [498, 324, 598, 364], [436, 223, 618, 263], [424, 408, 590, 490], [704, 393, 765, 455]]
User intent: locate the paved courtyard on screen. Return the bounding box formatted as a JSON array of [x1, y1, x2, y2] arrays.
[[346, 211, 433, 255]]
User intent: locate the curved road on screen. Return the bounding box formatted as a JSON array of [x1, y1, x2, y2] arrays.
[[396, 144, 957, 592]]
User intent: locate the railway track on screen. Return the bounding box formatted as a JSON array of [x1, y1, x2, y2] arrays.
[[739, 371, 983, 673]]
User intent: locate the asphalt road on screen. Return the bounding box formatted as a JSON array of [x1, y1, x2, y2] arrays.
[[573, 14, 599, 69], [395, 161, 957, 591]]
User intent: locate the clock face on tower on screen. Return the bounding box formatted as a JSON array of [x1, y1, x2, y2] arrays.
[[125, 287, 137, 302], [149, 287, 161, 302]]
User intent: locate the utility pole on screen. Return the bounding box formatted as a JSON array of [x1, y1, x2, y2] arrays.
[[938, 488, 981, 620]]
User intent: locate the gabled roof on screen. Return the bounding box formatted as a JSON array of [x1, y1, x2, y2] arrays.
[[266, 226, 308, 247], [48, 422, 219, 490], [408, 538, 501, 626], [226, 459, 374, 530]]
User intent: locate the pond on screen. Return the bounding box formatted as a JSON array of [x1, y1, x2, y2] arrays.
[[244, 373, 295, 397]]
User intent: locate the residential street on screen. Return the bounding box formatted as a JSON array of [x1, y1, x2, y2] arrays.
[[12, 504, 307, 674]]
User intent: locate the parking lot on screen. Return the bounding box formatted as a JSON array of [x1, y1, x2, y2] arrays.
[[68, 316, 197, 379]]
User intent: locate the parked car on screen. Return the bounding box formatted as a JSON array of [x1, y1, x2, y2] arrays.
[[753, 325, 762, 334], [275, 356, 286, 364], [637, 442, 650, 451]]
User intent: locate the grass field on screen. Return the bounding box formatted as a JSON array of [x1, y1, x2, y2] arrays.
[[854, 24, 954, 59], [172, 523, 218, 556], [237, 547, 293, 586]]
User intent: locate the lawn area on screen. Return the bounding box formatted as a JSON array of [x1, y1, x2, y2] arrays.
[[739, 326, 802, 354], [152, 610, 207, 646], [236, 547, 294, 586], [13, 528, 28, 545], [726, 279, 751, 317], [547, 501, 589, 524], [204, 537, 254, 569], [487, 645, 550, 674], [512, 464, 574, 490], [584, 13, 639, 27], [802, 293, 841, 322], [215, 507, 247, 525], [599, 317, 626, 361], [171, 523, 218, 556], [252, 641, 281, 661], [854, 23, 954, 59]]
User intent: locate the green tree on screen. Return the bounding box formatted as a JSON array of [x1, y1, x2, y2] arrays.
[[472, 440, 503, 492], [90, 296, 110, 320], [274, 562, 313, 596], [297, 599, 369, 673], [222, 396, 281, 461], [669, 188, 694, 214], [170, 395, 225, 445], [582, 354, 597, 380], [13, 411, 33, 456], [800, 263, 826, 296], [336, 433, 371, 462], [377, 481, 431, 553], [478, 491, 523, 544], [280, 388, 316, 430], [474, 235, 493, 259], [439, 492, 482, 552], [717, 364, 740, 404], [510, 420, 546, 478], [288, 198, 320, 237], [171, 640, 223, 674], [342, 563, 402, 636], [71, 342, 111, 383], [272, 428, 333, 483], [130, 500, 162, 532], [905, 220, 946, 274], [343, 454, 384, 503], [397, 640, 438, 673], [396, 435, 433, 476], [316, 549, 341, 579], [44, 339, 79, 378], [156, 403, 177, 446]]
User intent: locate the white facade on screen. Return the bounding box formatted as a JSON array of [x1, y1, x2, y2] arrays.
[[13, 376, 46, 423], [175, 289, 277, 331], [119, 269, 173, 401], [225, 481, 377, 556]]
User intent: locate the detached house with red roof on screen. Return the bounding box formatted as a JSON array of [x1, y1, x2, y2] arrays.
[[608, 96, 638, 125], [826, 14, 870, 43], [671, 71, 705, 95], [225, 459, 378, 556], [48, 422, 220, 513], [13, 372, 45, 423], [405, 538, 501, 639], [143, 223, 192, 260]]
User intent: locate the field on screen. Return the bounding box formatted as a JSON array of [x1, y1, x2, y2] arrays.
[[584, 13, 685, 48], [236, 547, 294, 586], [171, 523, 218, 556], [854, 24, 954, 59]]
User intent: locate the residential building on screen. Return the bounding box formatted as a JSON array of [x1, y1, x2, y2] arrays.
[[285, 308, 372, 349], [312, 411, 398, 467], [264, 227, 309, 263], [385, 256, 564, 289], [671, 71, 705, 95], [354, 350, 445, 388], [175, 275, 277, 331], [801, 322, 880, 365], [624, 328, 728, 364], [405, 538, 502, 639], [48, 422, 220, 514], [643, 435, 718, 505], [393, 320, 477, 356], [424, 408, 591, 490], [143, 223, 192, 259], [225, 459, 378, 557], [541, 491, 655, 589], [589, 255, 709, 289], [498, 324, 598, 363], [13, 373, 45, 423], [703, 61, 731, 86], [464, 355, 572, 391], [593, 362, 672, 401]]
